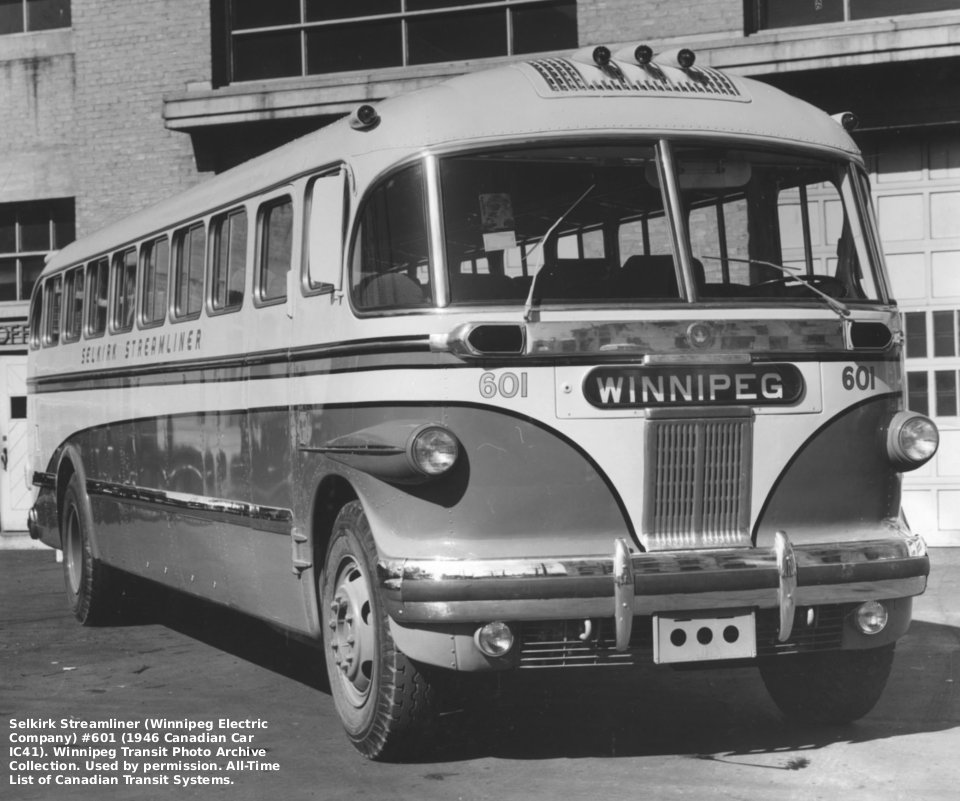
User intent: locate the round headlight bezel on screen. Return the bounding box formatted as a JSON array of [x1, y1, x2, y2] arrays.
[[407, 425, 460, 477], [887, 411, 938, 470]]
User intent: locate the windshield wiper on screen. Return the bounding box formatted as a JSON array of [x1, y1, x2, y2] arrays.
[[700, 255, 850, 319], [522, 184, 596, 322]]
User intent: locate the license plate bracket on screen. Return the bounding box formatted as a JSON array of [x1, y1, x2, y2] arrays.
[[653, 610, 757, 664]]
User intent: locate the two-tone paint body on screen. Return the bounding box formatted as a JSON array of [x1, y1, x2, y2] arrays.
[[28, 47, 930, 677]]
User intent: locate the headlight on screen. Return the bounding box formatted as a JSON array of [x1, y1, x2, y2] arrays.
[[886, 411, 939, 470], [408, 425, 460, 477]]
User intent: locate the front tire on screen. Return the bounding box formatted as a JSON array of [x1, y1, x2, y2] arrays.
[[61, 473, 123, 625], [321, 501, 439, 760], [759, 645, 895, 725]]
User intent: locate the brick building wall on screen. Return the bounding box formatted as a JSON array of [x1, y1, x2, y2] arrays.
[[579, 0, 743, 44], [0, 30, 76, 205], [71, 0, 213, 236]]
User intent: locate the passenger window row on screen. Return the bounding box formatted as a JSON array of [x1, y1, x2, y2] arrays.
[[30, 195, 294, 349]]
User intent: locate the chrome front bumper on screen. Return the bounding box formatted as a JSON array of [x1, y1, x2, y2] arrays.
[[378, 530, 929, 652]]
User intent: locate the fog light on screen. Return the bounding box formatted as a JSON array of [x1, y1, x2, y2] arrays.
[[474, 621, 514, 657], [408, 425, 459, 477], [855, 601, 888, 635]]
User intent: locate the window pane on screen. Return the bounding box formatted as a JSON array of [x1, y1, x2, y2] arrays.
[[0, 258, 16, 302], [27, 0, 71, 31], [233, 30, 302, 81], [513, 1, 578, 55], [907, 371, 929, 415], [231, 0, 300, 30], [63, 266, 84, 342], [408, 9, 506, 65], [408, 0, 490, 8], [175, 224, 205, 318], [21, 255, 44, 300], [20, 203, 51, 252], [306, 20, 402, 74], [306, 0, 400, 21], [933, 310, 957, 357], [86, 259, 109, 336], [0, 205, 15, 252], [935, 370, 958, 417], [259, 198, 293, 302], [51, 198, 76, 248], [45, 275, 61, 345], [905, 311, 928, 358], [851, 0, 960, 21], [212, 209, 247, 310], [113, 249, 137, 332], [758, 0, 844, 28], [0, 0, 24, 35], [142, 237, 170, 325], [353, 164, 430, 310]]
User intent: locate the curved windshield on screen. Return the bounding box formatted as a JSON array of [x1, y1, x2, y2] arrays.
[[437, 142, 885, 308]]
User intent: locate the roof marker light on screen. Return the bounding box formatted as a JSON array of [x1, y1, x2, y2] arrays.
[[832, 111, 860, 131], [592, 45, 612, 66], [657, 47, 696, 70], [634, 44, 654, 65], [349, 104, 380, 131]]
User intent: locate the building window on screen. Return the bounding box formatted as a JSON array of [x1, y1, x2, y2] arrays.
[[903, 309, 960, 417], [0, 0, 71, 35], [220, 0, 577, 83], [747, 0, 960, 32], [0, 198, 74, 302]]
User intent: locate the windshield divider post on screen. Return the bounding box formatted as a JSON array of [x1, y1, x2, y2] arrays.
[[657, 140, 697, 302], [424, 152, 448, 307]]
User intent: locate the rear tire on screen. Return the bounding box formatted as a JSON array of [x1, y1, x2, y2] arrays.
[[61, 473, 122, 625], [759, 645, 895, 725], [320, 500, 440, 760]]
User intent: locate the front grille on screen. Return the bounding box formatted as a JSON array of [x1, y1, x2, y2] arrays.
[[643, 414, 752, 550], [517, 607, 845, 668]]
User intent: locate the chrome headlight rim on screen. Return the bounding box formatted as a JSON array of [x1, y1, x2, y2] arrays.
[[406, 424, 460, 478], [886, 411, 939, 470]]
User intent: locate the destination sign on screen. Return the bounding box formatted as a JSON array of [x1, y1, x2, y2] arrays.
[[583, 364, 804, 408]]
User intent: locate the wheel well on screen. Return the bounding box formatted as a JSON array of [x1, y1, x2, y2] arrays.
[[311, 476, 357, 570]]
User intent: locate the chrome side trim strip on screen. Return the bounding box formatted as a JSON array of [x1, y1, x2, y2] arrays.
[[86, 479, 293, 533]]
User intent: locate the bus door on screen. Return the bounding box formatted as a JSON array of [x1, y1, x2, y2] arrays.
[[0, 356, 30, 532]]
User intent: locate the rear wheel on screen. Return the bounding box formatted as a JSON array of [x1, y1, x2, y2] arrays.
[[759, 645, 895, 724], [61, 473, 123, 625], [320, 500, 440, 760]]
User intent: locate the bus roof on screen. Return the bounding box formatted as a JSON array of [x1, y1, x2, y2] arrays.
[[45, 43, 859, 275]]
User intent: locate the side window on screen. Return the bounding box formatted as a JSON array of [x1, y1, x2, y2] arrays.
[[352, 164, 430, 310], [256, 196, 293, 304], [111, 248, 137, 333], [28, 288, 43, 349], [43, 275, 62, 346], [62, 265, 85, 343], [141, 235, 170, 327], [306, 170, 346, 291], [210, 208, 247, 312], [85, 258, 109, 337], [174, 222, 205, 320]]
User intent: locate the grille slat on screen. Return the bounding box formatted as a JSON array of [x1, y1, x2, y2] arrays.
[[645, 416, 752, 550]]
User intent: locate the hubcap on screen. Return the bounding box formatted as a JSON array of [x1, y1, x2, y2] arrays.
[[64, 506, 82, 596], [327, 556, 375, 707]]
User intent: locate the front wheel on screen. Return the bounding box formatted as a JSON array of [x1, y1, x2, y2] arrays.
[[758, 645, 895, 725], [320, 501, 440, 760]]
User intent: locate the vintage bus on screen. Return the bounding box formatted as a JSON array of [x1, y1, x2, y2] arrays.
[[27, 43, 939, 760]]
